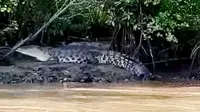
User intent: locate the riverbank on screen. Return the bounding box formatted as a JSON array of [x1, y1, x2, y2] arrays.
[[0, 60, 139, 84], [0, 58, 197, 84]]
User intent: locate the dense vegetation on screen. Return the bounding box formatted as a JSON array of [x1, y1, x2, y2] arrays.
[[1, 0, 200, 67]]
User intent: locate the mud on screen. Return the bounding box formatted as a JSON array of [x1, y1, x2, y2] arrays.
[[0, 59, 141, 84]]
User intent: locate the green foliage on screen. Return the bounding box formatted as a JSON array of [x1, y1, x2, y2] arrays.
[[158, 0, 200, 29], [1, 0, 200, 48], [50, 0, 104, 36], [154, 0, 200, 42], [104, 0, 138, 27], [0, 0, 18, 13], [0, 0, 18, 45]]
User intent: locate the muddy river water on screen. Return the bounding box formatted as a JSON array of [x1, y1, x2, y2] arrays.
[[0, 82, 200, 112]]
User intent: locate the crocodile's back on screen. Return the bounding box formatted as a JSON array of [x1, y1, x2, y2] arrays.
[[66, 41, 140, 61], [49, 45, 151, 80], [67, 41, 110, 50], [48, 45, 100, 64]]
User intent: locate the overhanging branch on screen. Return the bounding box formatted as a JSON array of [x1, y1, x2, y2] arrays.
[[2, 0, 86, 59]]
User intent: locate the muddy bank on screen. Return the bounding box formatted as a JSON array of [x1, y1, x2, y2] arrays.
[[0, 59, 196, 84], [0, 59, 141, 84]]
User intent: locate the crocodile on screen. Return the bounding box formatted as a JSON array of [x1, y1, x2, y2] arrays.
[[63, 42, 139, 61], [67, 41, 110, 50], [15, 42, 152, 80]]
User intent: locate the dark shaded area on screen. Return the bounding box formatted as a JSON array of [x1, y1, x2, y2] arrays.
[[0, 61, 138, 84]]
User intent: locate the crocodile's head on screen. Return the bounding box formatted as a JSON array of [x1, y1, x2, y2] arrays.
[[16, 45, 51, 61]]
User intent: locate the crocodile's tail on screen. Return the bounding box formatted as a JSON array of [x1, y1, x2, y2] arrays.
[[93, 50, 152, 80]]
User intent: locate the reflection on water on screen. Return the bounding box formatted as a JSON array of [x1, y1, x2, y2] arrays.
[[0, 82, 200, 112]]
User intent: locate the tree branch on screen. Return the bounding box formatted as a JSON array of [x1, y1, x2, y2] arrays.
[[3, 0, 86, 59], [133, 0, 143, 58]]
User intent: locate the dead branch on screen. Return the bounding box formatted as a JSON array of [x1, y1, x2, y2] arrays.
[[147, 38, 155, 74], [190, 41, 200, 72], [191, 42, 200, 58], [109, 25, 121, 50], [141, 45, 148, 56], [190, 46, 199, 72]]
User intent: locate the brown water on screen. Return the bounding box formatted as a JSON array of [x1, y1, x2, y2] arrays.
[[0, 82, 200, 112]]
